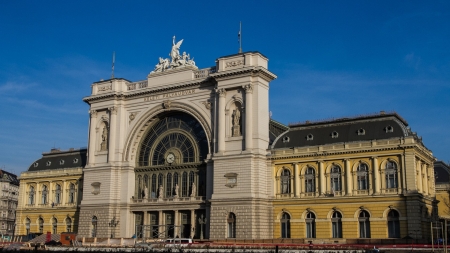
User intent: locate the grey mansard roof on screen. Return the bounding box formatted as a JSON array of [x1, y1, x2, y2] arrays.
[[28, 148, 87, 172], [271, 112, 410, 149]]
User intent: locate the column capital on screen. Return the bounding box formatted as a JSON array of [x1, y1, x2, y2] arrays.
[[242, 84, 253, 94], [108, 107, 117, 115], [215, 88, 227, 97], [371, 156, 378, 160], [317, 160, 324, 164], [292, 162, 299, 166], [343, 159, 350, 162], [89, 110, 98, 118]]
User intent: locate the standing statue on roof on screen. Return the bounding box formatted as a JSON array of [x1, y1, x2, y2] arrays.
[[170, 36, 183, 66]]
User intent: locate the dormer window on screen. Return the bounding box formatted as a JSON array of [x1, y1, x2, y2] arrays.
[[46, 161, 51, 166], [59, 160, 65, 165], [331, 131, 339, 138], [385, 126, 394, 133], [33, 163, 39, 168], [358, 128, 365, 136], [73, 158, 78, 164], [306, 134, 314, 141], [282, 136, 290, 143]]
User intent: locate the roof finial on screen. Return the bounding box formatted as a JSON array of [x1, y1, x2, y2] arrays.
[[238, 21, 242, 53]]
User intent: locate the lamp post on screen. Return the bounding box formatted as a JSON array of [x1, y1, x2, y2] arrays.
[[198, 214, 207, 240], [108, 216, 119, 238]]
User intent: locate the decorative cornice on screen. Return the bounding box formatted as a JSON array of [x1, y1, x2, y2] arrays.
[[210, 66, 277, 82]]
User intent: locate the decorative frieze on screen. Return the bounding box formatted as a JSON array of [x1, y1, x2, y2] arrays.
[[226, 60, 244, 68], [98, 85, 112, 92]]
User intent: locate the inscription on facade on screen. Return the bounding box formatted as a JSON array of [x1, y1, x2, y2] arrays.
[[143, 89, 196, 102]]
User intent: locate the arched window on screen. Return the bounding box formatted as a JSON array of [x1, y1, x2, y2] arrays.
[[52, 217, 57, 234], [166, 173, 172, 197], [281, 212, 291, 238], [66, 217, 72, 232], [227, 213, 236, 238], [357, 163, 369, 190], [330, 166, 341, 194], [38, 218, 44, 233], [41, 185, 48, 204], [25, 218, 31, 235], [305, 167, 315, 193], [55, 184, 61, 204], [280, 169, 290, 194], [387, 210, 400, 238], [28, 186, 35, 205], [331, 211, 342, 238], [182, 172, 188, 197], [359, 210, 371, 238], [306, 212, 316, 238], [68, 184, 75, 204], [151, 174, 157, 198], [91, 216, 98, 237], [386, 161, 398, 189]]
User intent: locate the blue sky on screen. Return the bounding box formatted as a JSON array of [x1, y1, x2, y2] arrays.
[[1, 1, 449, 175]]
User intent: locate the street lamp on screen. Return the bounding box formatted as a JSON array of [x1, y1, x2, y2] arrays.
[[108, 217, 119, 238]]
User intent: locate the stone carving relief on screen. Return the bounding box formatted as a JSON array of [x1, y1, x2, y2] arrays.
[[163, 100, 172, 109], [226, 60, 244, 68], [151, 36, 196, 73], [190, 182, 196, 197], [129, 112, 136, 121], [100, 125, 108, 151], [98, 85, 112, 92], [89, 110, 98, 118], [201, 100, 212, 110]]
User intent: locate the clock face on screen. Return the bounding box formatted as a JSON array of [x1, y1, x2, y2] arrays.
[[166, 153, 175, 164]]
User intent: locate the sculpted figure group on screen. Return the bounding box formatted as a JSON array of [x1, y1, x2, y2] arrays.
[[152, 36, 196, 73]]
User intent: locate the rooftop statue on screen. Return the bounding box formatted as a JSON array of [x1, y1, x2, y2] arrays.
[[151, 36, 196, 73]]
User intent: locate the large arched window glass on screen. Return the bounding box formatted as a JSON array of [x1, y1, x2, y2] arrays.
[[280, 169, 290, 194], [359, 210, 370, 238], [387, 210, 400, 238], [151, 174, 157, 198], [38, 218, 44, 233], [52, 217, 57, 234], [55, 184, 61, 204], [25, 218, 31, 235], [41, 185, 48, 205], [357, 163, 369, 190], [28, 186, 35, 205], [69, 183, 75, 204], [227, 213, 236, 238], [330, 166, 341, 194], [305, 167, 315, 193], [281, 212, 291, 238], [91, 216, 98, 237], [66, 217, 72, 232], [166, 173, 172, 197], [331, 211, 342, 238], [386, 161, 398, 189], [306, 212, 316, 238], [182, 172, 188, 197]]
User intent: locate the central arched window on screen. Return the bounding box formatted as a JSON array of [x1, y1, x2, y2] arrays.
[[138, 113, 208, 167], [305, 167, 315, 193], [330, 165, 341, 194], [386, 161, 398, 189], [41, 185, 48, 205], [91, 216, 98, 237], [55, 184, 61, 204], [280, 212, 291, 238], [387, 210, 400, 238], [28, 186, 35, 205], [359, 210, 371, 238], [38, 218, 44, 233], [357, 163, 369, 190], [227, 213, 236, 238], [306, 212, 316, 238], [331, 211, 342, 238], [280, 169, 290, 194]]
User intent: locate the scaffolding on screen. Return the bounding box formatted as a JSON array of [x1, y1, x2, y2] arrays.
[[135, 224, 184, 241]]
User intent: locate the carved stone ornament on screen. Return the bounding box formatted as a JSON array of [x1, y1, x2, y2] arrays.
[[129, 112, 136, 121], [163, 100, 172, 109], [151, 36, 197, 73], [89, 110, 98, 118], [215, 88, 226, 97], [201, 101, 212, 110], [109, 107, 117, 115], [226, 60, 244, 68], [243, 84, 253, 93], [100, 126, 108, 151], [224, 173, 238, 188]]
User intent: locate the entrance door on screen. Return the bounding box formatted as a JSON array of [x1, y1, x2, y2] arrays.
[[165, 212, 174, 238], [181, 212, 191, 238]]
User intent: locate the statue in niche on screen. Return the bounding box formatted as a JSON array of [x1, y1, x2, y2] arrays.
[[100, 126, 108, 151], [190, 182, 196, 197], [144, 186, 148, 199], [232, 108, 241, 137], [158, 185, 163, 199], [174, 184, 179, 198]]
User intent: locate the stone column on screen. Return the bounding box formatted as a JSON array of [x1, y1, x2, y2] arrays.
[[344, 159, 352, 196], [143, 212, 149, 238], [318, 161, 325, 196], [243, 84, 253, 151], [294, 163, 300, 197], [372, 157, 380, 194], [62, 180, 66, 205], [158, 210, 163, 238], [423, 163, 429, 195], [108, 107, 117, 162], [216, 89, 226, 153], [417, 160, 423, 193], [190, 210, 196, 238], [174, 210, 179, 237], [88, 110, 97, 165]]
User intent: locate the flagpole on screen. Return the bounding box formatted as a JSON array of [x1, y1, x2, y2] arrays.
[[238, 22, 242, 53], [111, 51, 115, 79]]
